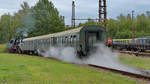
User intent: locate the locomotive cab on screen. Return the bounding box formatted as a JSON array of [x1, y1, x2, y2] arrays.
[[8, 39, 15, 49]]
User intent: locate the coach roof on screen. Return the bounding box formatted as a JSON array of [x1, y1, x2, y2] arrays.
[[23, 27, 82, 41]]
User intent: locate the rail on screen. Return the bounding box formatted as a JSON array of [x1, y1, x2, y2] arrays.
[[89, 64, 150, 81]]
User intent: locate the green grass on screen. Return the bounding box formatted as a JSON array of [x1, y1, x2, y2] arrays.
[[0, 53, 145, 84], [0, 44, 7, 53], [120, 55, 150, 70]]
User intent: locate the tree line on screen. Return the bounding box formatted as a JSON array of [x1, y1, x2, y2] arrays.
[[107, 13, 150, 39]]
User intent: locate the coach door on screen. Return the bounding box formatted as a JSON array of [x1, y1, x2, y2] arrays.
[[86, 31, 101, 52]]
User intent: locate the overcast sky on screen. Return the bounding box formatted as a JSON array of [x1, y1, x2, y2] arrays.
[[0, 0, 150, 25]]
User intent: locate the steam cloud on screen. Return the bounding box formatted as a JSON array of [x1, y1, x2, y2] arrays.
[[41, 44, 145, 75], [42, 44, 120, 66], [42, 47, 84, 64]]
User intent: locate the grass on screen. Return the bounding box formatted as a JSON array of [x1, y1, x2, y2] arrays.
[[120, 55, 150, 70], [0, 44, 7, 53], [0, 53, 145, 84]]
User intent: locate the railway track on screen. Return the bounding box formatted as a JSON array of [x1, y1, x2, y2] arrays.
[[119, 51, 150, 57], [89, 64, 150, 81]]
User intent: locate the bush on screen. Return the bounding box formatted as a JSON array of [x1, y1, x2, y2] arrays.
[[0, 44, 8, 53]]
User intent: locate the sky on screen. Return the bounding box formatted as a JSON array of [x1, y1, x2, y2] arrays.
[[0, 0, 150, 25]]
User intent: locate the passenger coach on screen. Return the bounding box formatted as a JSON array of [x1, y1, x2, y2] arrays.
[[9, 25, 107, 57]]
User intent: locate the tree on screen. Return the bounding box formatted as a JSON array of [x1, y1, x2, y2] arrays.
[[28, 0, 65, 37], [0, 14, 13, 43]]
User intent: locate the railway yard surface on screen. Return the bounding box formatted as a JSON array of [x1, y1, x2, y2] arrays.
[[0, 44, 147, 84]]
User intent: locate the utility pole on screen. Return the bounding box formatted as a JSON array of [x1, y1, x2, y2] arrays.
[[132, 10, 135, 42], [72, 0, 75, 28], [99, 0, 107, 31], [61, 16, 65, 26], [99, 0, 102, 23]]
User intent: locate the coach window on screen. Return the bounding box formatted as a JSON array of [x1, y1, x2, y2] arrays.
[[62, 37, 64, 44], [53, 37, 57, 45], [41, 40, 43, 46], [40, 40, 42, 47], [50, 38, 52, 45], [38, 40, 40, 44], [10, 40, 14, 44], [73, 35, 76, 39], [59, 37, 60, 43], [45, 39, 46, 46], [148, 39, 150, 44], [73, 35, 76, 38], [147, 39, 150, 44], [62, 37, 63, 44], [73, 35, 76, 44], [68, 36, 70, 44], [70, 35, 72, 45], [69, 36, 71, 44], [58, 37, 60, 44], [47, 39, 49, 44], [43, 39, 45, 44], [48, 39, 49, 43], [45, 39, 47, 43], [57, 37, 59, 44], [70, 35, 73, 44], [65, 36, 68, 44], [65, 36, 68, 39], [49, 38, 51, 43], [63, 37, 66, 44], [61, 37, 63, 44], [77, 34, 79, 40], [43, 39, 45, 45], [56, 37, 58, 44], [141, 40, 144, 44], [31, 41, 33, 47], [60, 37, 62, 44], [144, 39, 146, 44], [60, 37, 63, 44], [50, 38, 51, 44], [46, 39, 48, 46], [71, 36, 72, 44], [141, 40, 143, 44]]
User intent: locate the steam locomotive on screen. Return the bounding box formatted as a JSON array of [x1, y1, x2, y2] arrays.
[[8, 25, 107, 58]]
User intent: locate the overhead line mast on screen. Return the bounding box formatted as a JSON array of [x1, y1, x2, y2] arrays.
[[72, 0, 75, 28], [71, 0, 107, 30], [99, 0, 107, 31]]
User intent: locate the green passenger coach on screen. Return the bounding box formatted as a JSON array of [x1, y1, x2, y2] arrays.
[[19, 25, 107, 57]]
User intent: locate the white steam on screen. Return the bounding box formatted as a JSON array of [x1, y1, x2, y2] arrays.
[[85, 44, 140, 74], [41, 44, 145, 75], [86, 44, 121, 68], [42, 47, 84, 64]]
